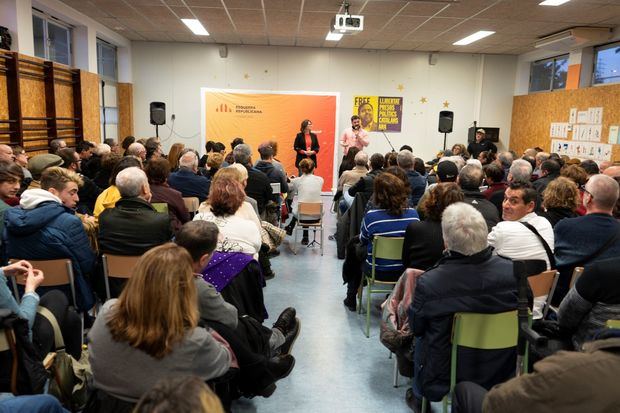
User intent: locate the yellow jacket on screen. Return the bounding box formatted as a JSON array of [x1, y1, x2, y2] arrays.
[[94, 185, 121, 218]]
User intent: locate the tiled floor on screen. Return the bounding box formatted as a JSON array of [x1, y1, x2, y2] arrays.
[[232, 196, 411, 412]]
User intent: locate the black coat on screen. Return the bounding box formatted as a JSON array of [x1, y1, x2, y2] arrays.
[[98, 197, 172, 256], [293, 132, 320, 168], [409, 247, 519, 401], [402, 220, 445, 271], [462, 189, 500, 231], [246, 167, 274, 216]]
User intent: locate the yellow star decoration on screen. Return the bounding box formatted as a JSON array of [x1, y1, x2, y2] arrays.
[[443, 100, 450, 108], [244, 73, 250, 79], [420, 97, 428, 104], [397, 84, 404, 92]]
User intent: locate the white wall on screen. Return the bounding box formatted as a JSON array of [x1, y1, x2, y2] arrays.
[[132, 42, 517, 162]]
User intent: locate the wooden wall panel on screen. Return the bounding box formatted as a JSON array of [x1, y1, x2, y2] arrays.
[[80, 71, 100, 142], [0, 73, 8, 120], [510, 84, 620, 162], [117, 83, 133, 140]]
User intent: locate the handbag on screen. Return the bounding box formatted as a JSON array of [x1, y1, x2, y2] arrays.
[[37, 307, 92, 411]]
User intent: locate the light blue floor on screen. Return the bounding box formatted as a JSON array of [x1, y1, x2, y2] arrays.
[[232, 196, 411, 412]]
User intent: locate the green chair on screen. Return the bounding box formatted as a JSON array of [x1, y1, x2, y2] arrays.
[[358, 236, 404, 338], [151, 202, 169, 213], [606, 320, 620, 329], [421, 310, 523, 413]]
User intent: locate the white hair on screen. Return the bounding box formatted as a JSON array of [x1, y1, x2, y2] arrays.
[[354, 151, 369, 166], [115, 167, 148, 198], [587, 174, 619, 211], [93, 143, 111, 156], [509, 159, 533, 183], [441, 202, 488, 256], [127, 142, 146, 156], [179, 151, 198, 169], [443, 155, 465, 171], [466, 159, 483, 169], [229, 163, 248, 180]]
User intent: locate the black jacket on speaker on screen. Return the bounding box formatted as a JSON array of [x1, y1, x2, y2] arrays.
[[293, 132, 320, 168]]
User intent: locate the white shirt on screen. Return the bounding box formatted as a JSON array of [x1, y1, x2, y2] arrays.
[[487, 213, 554, 269], [193, 210, 261, 257], [290, 174, 323, 217]]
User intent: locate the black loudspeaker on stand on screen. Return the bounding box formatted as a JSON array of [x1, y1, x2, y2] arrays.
[[438, 110, 454, 151], [150, 102, 166, 137]]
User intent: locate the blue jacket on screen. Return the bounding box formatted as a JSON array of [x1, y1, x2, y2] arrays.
[[3, 190, 95, 310], [168, 168, 211, 203], [406, 170, 426, 207]]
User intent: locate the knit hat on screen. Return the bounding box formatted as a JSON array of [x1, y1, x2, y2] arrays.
[[28, 154, 63, 179], [437, 160, 458, 182]]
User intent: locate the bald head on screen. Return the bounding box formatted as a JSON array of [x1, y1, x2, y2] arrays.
[[599, 161, 613, 173], [585, 174, 620, 213], [603, 165, 620, 178], [127, 142, 146, 160], [0, 145, 15, 162]]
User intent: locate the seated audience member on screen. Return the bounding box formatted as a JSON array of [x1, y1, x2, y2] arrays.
[[539, 176, 580, 228], [457, 164, 499, 231], [168, 150, 211, 203], [348, 153, 384, 201], [451, 332, 620, 413], [98, 167, 171, 256], [561, 164, 588, 215], [343, 172, 419, 311], [398, 150, 426, 207], [533, 159, 561, 196], [223, 164, 261, 219], [338, 147, 361, 177], [284, 159, 324, 245], [487, 182, 554, 269], [580, 159, 600, 178], [104, 138, 120, 154], [385, 152, 398, 167], [126, 142, 147, 161], [489, 159, 532, 215], [451, 143, 469, 160], [267, 140, 286, 177], [558, 257, 620, 349], [495, 151, 514, 180], [193, 176, 261, 258], [225, 137, 244, 165], [206, 152, 224, 179], [0, 161, 23, 233], [477, 150, 495, 166], [49, 138, 66, 154], [145, 140, 163, 162], [0, 394, 70, 413], [402, 182, 463, 270], [88, 244, 232, 404], [121, 136, 135, 155], [145, 158, 190, 233], [337, 151, 368, 192], [482, 163, 506, 200], [94, 156, 142, 218], [76, 141, 94, 175], [0, 144, 15, 163], [416, 160, 459, 213], [133, 376, 225, 413], [12, 145, 31, 180], [57, 148, 101, 215], [234, 144, 272, 217], [82, 143, 110, 180], [532, 151, 550, 178], [167, 143, 185, 172], [93, 152, 121, 190], [4, 167, 95, 311], [553, 174, 620, 305], [407, 203, 519, 409], [198, 141, 214, 169], [255, 143, 289, 194], [27, 154, 63, 189]]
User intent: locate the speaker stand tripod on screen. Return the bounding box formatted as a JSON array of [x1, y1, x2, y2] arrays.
[[155, 124, 159, 138], [443, 132, 447, 151]]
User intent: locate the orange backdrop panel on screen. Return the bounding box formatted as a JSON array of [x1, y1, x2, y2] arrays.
[[204, 90, 337, 192]]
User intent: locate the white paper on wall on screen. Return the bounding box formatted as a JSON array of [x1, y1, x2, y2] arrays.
[[609, 125, 619, 145], [552, 139, 612, 161], [588, 107, 603, 124], [550, 122, 569, 138], [577, 111, 588, 124], [569, 108, 577, 124]]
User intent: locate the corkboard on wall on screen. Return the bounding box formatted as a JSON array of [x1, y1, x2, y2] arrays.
[[510, 84, 620, 162], [117, 83, 133, 140], [0, 73, 8, 120], [80, 71, 100, 142]]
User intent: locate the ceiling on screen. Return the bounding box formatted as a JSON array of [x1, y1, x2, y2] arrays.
[[57, 0, 620, 54]]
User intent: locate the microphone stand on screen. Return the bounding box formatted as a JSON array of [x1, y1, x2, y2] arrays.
[[382, 131, 396, 152]]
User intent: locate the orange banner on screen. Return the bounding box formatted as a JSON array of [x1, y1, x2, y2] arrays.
[[203, 90, 337, 191]]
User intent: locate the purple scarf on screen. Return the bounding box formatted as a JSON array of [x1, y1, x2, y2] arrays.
[[201, 251, 260, 292]]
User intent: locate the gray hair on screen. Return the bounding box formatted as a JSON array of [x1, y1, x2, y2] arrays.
[[444, 155, 465, 171], [466, 159, 483, 169], [233, 143, 252, 165], [497, 151, 514, 169], [535, 152, 550, 164], [93, 143, 111, 156], [586, 174, 620, 211], [354, 151, 369, 167], [397, 150, 415, 170], [458, 164, 484, 190], [509, 159, 533, 183], [127, 142, 146, 157], [441, 202, 488, 256], [179, 151, 198, 169], [116, 167, 148, 198]]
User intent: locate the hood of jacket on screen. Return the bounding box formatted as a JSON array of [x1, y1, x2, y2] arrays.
[[6, 191, 70, 236], [19, 188, 62, 210], [255, 161, 275, 175]]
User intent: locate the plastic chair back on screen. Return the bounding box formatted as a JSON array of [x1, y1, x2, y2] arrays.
[[102, 254, 141, 300], [151, 202, 169, 213], [606, 319, 620, 329], [298, 202, 322, 219], [452, 310, 519, 350], [9, 259, 77, 308], [183, 197, 200, 214]]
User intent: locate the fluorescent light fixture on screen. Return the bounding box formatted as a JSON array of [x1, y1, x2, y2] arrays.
[[539, 0, 570, 5], [453, 30, 495, 46], [181, 19, 209, 36], [326, 31, 343, 41]]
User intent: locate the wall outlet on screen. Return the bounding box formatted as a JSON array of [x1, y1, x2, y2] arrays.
[[171, 114, 176, 120]]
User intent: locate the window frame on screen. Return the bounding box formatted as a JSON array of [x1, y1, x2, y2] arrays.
[[32, 9, 72, 66], [528, 53, 569, 93], [593, 41, 620, 86], [96, 38, 118, 82]]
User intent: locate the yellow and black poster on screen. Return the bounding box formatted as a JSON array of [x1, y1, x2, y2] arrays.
[[353, 95, 403, 132]]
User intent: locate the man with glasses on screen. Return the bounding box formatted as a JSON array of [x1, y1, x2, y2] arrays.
[[553, 174, 620, 304]]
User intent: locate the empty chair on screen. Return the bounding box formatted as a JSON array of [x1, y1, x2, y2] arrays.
[[291, 202, 323, 256], [102, 254, 141, 300]]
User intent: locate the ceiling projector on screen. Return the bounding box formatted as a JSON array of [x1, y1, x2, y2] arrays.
[[332, 13, 364, 34]]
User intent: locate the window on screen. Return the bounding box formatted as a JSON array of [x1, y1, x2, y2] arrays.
[[593, 42, 620, 85], [529, 54, 569, 93], [32, 11, 71, 65], [97, 39, 117, 81], [100, 81, 118, 141]]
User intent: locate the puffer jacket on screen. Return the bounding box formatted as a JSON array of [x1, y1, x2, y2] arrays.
[[254, 161, 289, 193], [4, 189, 95, 310]]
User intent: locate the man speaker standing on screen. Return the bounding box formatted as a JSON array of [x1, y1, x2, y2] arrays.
[[340, 115, 369, 155]]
